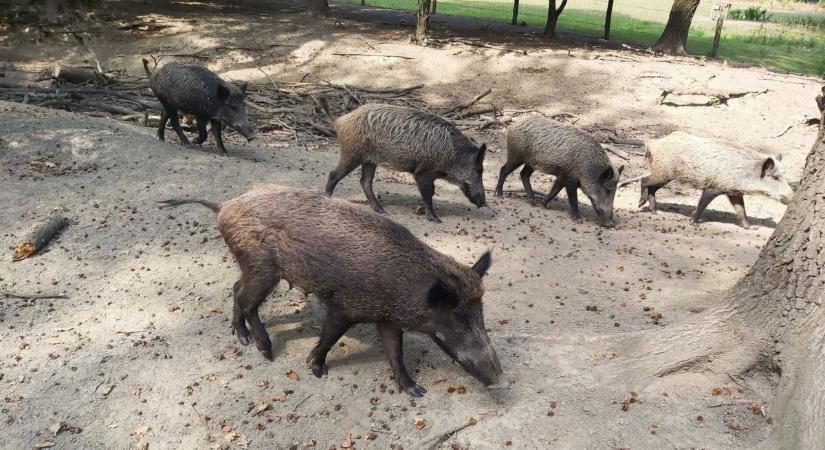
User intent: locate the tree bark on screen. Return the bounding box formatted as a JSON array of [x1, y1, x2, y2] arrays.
[[653, 0, 700, 55], [621, 87, 825, 448], [413, 0, 432, 44], [543, 0, 567, 39], [307, 0, 329, 17]]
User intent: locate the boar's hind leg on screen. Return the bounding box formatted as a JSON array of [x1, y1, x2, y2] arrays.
[[565, 181, 582, 222], [210, 120, 228, 156], [307, 309, 353, 378], [727, 193, 753, 229], [325, 158, 361, 196], [691, 189, 719, 225], [639, 178, 665, 212], [157, 109, 169, 141], [167, 109, 190, 146], [194, 116, 209, 145], [520, 164, 538, 205], [377, 323, 426, 397], [359, 162, 385, 213], [494, 161, 522, 197], [236, 273, 276, 360], [414, 171, 440, 223], [232, 280, 252, 346]]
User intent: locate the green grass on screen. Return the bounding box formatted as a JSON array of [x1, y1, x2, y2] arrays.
[[339, 0, 825, 75]]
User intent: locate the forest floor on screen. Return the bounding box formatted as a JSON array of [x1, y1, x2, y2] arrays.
[[1, 1, 823, 449]]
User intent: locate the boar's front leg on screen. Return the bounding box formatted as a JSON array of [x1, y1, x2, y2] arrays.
[[414, 170, 440, 223], [307, 309, 353, 378], [377, 323, 426, 397], [494, 161, 521, 197], [210, 120, 228, 156], [564, 181, 582, 222], [542, 177, 566, 209], [232, 280, 251, 346], [727, 193, 753, 229]]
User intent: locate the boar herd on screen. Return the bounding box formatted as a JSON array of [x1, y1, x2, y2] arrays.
[[152, 61, 794, 396]]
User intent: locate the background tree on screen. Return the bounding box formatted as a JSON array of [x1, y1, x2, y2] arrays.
[[414, 0, 432, 44], [653, 0, 700, 54], [623, 87, 825, 447], [543, 0, 568, 38]]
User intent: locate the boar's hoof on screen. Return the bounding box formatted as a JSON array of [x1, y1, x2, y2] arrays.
[[259, 348, 274, 361], [689, 218, 702, 226], [405, 384, 427, 398], [310, 362, 328, 378], [236, 334, 251, 346]]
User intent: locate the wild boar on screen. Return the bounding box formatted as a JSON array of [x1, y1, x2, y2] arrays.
[[640, 131, 794, 228], [320, 102, 487, 223], [159, 185, 503, 397], [495, 117, 624, 227], [142, 59, 254, 155]]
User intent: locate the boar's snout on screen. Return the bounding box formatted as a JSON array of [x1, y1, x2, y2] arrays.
[[465, 346, 503, 387], [594, 205, 616, 228]]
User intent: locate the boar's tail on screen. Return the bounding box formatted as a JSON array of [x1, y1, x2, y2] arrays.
[[141, 58, 154, 79], [157, 198, 220, 213], [313, 96, 336, 124]]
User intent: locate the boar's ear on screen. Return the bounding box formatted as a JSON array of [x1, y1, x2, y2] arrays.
[[475, 143, 487, 165], [239, 82, 248, 94], [216, 84, 230, 103], [599, 167, 614, 182], [471, 251, 492, 278], [427, 279, 460, 310], [761, 158, 776, 178]]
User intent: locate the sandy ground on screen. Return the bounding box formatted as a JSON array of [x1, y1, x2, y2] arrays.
[[1, 1, 823, 449]]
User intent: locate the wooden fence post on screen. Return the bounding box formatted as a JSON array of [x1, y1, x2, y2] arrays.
[[604, 0, 614, 40], [512, 0, 520, 25], [710, 2, 731, 57]]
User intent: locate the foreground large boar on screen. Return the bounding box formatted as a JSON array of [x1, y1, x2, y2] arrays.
[[322, 103, 487, 223], [159, 185, 503, 396], [143, 59, 254, 155], [640, 132, 793, 228], [495, 117, 623, 227]]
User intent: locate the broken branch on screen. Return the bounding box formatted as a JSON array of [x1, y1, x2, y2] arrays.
[[12, 209, 69, 261]]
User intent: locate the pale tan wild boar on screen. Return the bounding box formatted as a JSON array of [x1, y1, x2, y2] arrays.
[[640, 131, 794, 228], [159, 185, 503, 397]]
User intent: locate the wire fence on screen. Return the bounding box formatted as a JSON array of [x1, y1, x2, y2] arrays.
[[334, 0, 825, 75]]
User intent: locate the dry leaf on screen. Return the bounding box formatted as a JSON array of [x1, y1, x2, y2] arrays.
[[251, 402, 270, 416], [221, 424, 233, 433], [224, 432, 237, 443], [286, 370, 300, 381], [414, 417, 426, 429], [33, 442, 56, 449], [48, 422, 63, 436], [207, 306, 223, 314], [272, 394, 286, 402], [339, 432, 353, 449]]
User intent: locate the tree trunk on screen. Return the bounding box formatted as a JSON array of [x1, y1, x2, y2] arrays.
[[307, 0, 329, 17], [413, 0, 432, 44], [622, 87, 825, 448], [653, 0, 700, 55], [543, 0, 567, 39]]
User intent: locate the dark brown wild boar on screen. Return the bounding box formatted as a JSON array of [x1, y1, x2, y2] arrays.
[[159, 185, 503, 397]]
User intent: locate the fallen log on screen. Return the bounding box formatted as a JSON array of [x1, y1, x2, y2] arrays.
[[12, 209, 69, 261]]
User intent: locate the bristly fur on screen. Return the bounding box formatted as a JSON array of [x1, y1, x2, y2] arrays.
[[644, 132, 793, 198], [148, 62, 243, 118], [215, 185, 485, 324]]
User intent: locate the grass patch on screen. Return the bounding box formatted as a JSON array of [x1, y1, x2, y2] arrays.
[[340, 0, 825, 75]]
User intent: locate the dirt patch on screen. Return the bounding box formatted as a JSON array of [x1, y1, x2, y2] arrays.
[[0, 2, 822, 449]]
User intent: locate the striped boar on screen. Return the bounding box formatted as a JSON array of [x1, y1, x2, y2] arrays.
[[159, 185, 503, 397], [495, 117, 624, 227], [143, 59, 254, 155], [321, 103, 487, 223], [640, 132, 793, 228]]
